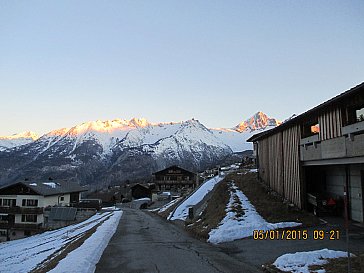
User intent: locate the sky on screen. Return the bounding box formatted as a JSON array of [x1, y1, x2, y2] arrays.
[[0, 1, 363, 136]]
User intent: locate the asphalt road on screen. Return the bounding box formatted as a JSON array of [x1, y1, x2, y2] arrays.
[[95, 208, 259, 273]]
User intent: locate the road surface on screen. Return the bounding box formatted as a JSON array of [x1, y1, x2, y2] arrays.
[[95, 208, 258, 273]]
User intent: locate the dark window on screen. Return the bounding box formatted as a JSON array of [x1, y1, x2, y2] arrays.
[[3, 199, 16, 207], [0, 230, 6, 236], [343, 105, 364, 125], [21, 214, 37, 223], [0, 215, 8, 222], [60, 196, 64, 201], [302, 121, 320, 138], [0, 199, 2, 206], [22, 199, 38, 207]]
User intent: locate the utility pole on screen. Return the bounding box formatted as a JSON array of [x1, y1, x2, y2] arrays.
[[344, 185, 351, 273]]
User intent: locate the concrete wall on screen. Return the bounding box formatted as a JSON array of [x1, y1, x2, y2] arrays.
[[349, 164, 364, 222], [325, 166, 345, 198]]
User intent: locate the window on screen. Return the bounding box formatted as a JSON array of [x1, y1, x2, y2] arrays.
[[2, 199, 16, 207], [0, 215, 8, 222], [21, 199, 38, 207], [302, 121, 320, 138], [60, 196, 64, 201], [0, 230, 6, 236], [0, 199, 2, 206], [21, 214, 37, 223], [343, 105, 364, 125], [356, 107, 364, 122]]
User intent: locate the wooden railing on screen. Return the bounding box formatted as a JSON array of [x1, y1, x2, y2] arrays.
[[0, 206, 44, 214]]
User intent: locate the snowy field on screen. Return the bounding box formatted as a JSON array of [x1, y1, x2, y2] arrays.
[[208, 182, 301, 244], [273, 248, 353, 273], [0, 210, 122, 273], [169, 175, 224, 221]]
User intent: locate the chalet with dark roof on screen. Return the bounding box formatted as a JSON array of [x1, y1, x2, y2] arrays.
[[153, 165, 197, 191]]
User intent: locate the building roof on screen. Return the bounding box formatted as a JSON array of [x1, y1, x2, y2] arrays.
[[247, 82, 364, 142], [152, 165, 196, 175], [0, 180, 87, 196]]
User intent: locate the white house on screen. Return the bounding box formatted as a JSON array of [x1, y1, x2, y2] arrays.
[[0, 180, 87, 241]]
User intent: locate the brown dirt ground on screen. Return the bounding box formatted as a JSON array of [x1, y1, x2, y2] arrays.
[[309, 254, 364, 273]]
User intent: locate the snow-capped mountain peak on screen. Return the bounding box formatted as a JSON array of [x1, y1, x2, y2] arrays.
[[0, 131, 39, 141], [234, 111, 281, 132], [0, 131, 39, 150]]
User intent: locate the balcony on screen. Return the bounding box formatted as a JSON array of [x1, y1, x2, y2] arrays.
[[342, 120, 364, 135], [300, 133, 364, 164], [0, 222, 43, 230], [155, 180, 195, 185], [0, 206, 44, 214]]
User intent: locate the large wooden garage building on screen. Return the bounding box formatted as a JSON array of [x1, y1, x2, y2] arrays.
[[248, 83, 364, 223]]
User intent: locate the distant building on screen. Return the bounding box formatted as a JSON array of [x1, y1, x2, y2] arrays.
[[0, 180, 87, 241], [131, 184, 152, 199], [248, 83, 364, 223], [153, 165, 198, 191]]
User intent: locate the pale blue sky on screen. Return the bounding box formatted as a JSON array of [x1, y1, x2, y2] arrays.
[[0, 1, 363, 135]]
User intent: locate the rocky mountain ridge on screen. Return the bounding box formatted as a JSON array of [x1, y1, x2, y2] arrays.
[[0, 112, 280, 187]]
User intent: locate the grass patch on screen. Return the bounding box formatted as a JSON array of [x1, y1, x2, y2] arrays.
[[309, 254, 364, 273], [229, 172, 320, 226], [186, 179, 230, 240]]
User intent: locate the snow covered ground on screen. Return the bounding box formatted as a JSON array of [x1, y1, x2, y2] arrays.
[[0, 210, 122, 273], [169, 175, 225, 221], [273, 248, 353, 273], [158, 197, 183, 213], [208, 182, 301, 244]]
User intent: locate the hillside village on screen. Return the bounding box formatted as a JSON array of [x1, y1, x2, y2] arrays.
[[0, 83, 363, 272]]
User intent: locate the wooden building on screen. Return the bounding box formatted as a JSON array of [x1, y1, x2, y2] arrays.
[[153, 165, 198, 191], [248, 83, 364, 223], [131, 184, 152, 199]]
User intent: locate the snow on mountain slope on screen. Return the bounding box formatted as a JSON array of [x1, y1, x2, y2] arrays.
[[210, 128, 254, 152], [0, 131, 39, 150], [0, 114, 281, 186], [0, 112, 281, 154]]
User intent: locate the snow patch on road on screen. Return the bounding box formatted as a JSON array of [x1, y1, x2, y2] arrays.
[[0, 211, 121, 273], [273, 248, 353, 273], [208, 182, 301, 244], [50, 210, 122, 273]]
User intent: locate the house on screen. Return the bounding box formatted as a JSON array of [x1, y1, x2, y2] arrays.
[[153, 165, 198, 191], [0, 180, 87, 241], [85, 187, 123, 206], [131, 184, 152, 199], [248, 82, 364, 223]]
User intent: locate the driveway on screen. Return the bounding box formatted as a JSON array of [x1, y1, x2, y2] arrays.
[[95, 208, 258, 273]]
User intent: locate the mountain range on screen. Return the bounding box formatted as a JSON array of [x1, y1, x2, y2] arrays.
[[0, 112, 280, 187]]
